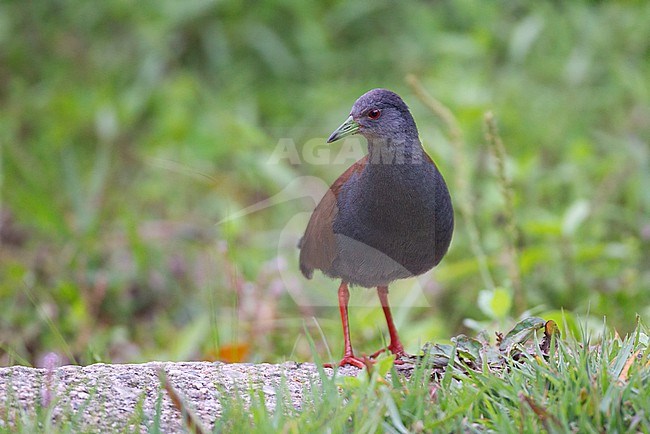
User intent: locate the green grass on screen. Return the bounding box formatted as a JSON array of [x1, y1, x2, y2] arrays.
[[1, 0, 649, 373], [2, 319, 649, 433]]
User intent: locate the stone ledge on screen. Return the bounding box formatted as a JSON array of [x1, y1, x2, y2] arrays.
[[0, 361, 362, 432]]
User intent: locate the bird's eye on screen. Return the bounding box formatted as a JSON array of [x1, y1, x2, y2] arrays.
[[368, 109, 381, 120]]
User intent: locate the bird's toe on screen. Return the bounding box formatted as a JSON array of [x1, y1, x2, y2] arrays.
[[324, 355, 368, 369]]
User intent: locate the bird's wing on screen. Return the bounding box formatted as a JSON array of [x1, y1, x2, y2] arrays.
[[299, 155, 369, 279]]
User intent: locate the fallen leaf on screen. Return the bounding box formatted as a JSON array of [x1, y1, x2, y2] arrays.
[[499, 317, 545, 353], [618, 350, 640, 383], [209, 343, 250, 363]]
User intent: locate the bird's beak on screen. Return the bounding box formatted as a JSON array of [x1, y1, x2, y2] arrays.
[[327, 115, 360, 143]]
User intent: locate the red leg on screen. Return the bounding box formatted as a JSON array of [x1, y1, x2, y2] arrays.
[[324, 282, 366, 369], [371, 286, 408, 360]]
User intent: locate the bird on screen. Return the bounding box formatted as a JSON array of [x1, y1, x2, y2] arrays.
[[298, 88, 454, 368]]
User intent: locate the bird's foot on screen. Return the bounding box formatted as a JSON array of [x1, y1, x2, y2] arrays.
[[370, 345, 410, 365], [324, 354, 368, 369]]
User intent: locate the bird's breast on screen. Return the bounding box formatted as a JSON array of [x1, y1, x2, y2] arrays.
[[331, 161, 453, 279]]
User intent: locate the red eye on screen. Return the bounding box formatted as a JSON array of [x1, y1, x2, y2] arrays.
[[368, 109, 381, 120]]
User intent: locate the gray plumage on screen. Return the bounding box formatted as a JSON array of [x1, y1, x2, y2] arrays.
[[299, 88, 454, 288]]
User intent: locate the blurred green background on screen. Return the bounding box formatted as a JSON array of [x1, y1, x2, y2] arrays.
[[1, 0, 649, 367]]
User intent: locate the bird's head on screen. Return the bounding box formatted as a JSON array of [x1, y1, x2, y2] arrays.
[[327, 88, 418, 144]]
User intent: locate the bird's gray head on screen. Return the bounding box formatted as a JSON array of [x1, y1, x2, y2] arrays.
[[327, 89, 419, 144]]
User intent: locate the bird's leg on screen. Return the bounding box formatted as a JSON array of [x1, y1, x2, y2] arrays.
[[324, 282, 366, 369], [371, 286, 408, 361]]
